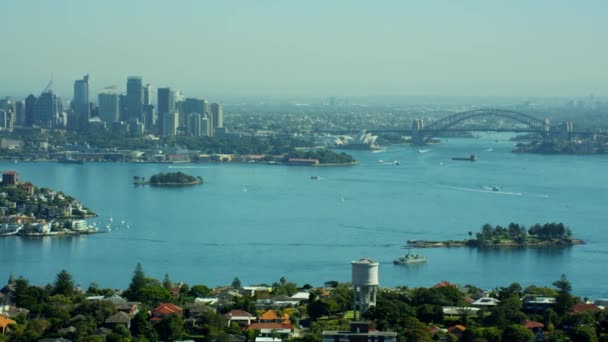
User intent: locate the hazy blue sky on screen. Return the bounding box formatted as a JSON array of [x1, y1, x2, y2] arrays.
[[2, 0, 607, 98]]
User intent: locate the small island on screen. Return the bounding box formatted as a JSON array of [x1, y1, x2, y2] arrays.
[[407, 222, 584, 248], [134, 172, 203, 186]]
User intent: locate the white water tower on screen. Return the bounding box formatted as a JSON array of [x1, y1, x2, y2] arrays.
[[352, 258, 379, 319]]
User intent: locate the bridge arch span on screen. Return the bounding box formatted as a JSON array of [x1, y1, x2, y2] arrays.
[[420, 109, 550, 143]]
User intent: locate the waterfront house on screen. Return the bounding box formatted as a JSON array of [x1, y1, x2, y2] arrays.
[[569, 302, 602, 315], [523, 296, 556, 314], [1, 171, 18, 186]]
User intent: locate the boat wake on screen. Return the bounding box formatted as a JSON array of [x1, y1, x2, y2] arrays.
[[371, 149, 387, 153], [168, 165, 209, 169], [446, 185, 522, 196]]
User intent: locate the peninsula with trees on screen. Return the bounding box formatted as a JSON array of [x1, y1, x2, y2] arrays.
[[134, 172, 203, 186], [0, 170, 98, 237], [407, 222, 584, 248]]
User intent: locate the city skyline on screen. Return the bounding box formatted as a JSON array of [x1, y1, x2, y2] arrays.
[[1, 1, 607, 98]]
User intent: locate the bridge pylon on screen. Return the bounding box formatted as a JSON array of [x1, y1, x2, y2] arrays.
[[411, 119, 425, 145]]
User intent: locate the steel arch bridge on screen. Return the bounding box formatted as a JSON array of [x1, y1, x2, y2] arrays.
[[411, 109, 551, 144]]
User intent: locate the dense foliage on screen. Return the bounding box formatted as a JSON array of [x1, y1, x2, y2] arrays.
[[2, 267, 606, 342], [471, 222, 573, 246], [284, 149, 355, 164], [146, 172, 202, 185]]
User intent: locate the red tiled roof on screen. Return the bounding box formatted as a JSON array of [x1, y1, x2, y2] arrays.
[[433, 281, 457, 289], [570, 302, 601, 315], [245, 323, 293, 331], [259, 309, 279, 320], [153, 303, 183, 316], [522, 320, 544, 329], [448, 325, 466, 333]]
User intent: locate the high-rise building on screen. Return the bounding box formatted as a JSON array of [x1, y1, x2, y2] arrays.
[[187, 112, 211, 137], [98, 89, 120, 123], [126, 76, 143, 122], [211, 102, 223, 128], [143, 104, 156, 131], [0, 110, 13, 130], [25, 95, 36, 126], [161, 112, 179, 136], [119, 94, 128, 121], [73, 74, 90, 122], [157, 88, 176, 116], [184, 98, 206, 115], [143, 83, 153, 106], [15, 100, 25, 126], [33, 91, 59, 128]]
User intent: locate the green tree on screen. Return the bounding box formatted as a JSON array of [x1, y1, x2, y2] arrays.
[[502, 324, 535, 342], [52, 269, 74, 296], [553, 274, 574, 316], [124, 263, 146, 301], [130, 312, 158, 341], [154, 314, 185, 341], [231, 277, 242, 289], [162, 273, 173, 291], [570, 326, 598, 342]]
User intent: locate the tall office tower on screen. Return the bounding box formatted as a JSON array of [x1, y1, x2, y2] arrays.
[[126, 76, 143, 122], [184, 98, 205, 115], [98, 89, 120, 123], [161, 112, 178, 136], [73, 74, 90, 122], [143, 83, 153, 105], [157, 88, 176, 116], [0, 110, 13, 130], [33, 91, 59, 128], [201, 115, 210, 136], [119, 94, 128, 121], [143, 104, 156, 132], [187, 113, 204, 136], [25, 94, 36, 126], [209, 102, 223, 136], [15, 100, 25, 126]]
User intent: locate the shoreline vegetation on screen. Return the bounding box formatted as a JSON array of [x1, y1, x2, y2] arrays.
[[134, 172, 203, 186], [407, 222, 584, 248]]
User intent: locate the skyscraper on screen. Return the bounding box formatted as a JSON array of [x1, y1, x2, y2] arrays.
[[25, 94, 36, 126], [126, 76, 143, 122], [143, 104, 156, 131], [73, 74, 90, 122], [15, 100, 25, 126], [210, 102, 223, 136], [33, 91, 59, 128], [157, 88, 176, 117], [98, 89, 120, 123], [161, 112, 179, 136], [143, 83, 153, 106]]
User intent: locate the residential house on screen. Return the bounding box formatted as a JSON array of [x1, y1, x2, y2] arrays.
[[471, 297, 500, 307], [246, 322, 294, 340], [448, 325, 466, 339], [225, 309, 255, 327], [258, 309, 291, 324], [523, 296, 556, 314], [105, 311, 133, 329], [322, 321, 397, 342], [570, 302, 602, 315], [152, 303, 183, 321], [0, 315, 16, 336]]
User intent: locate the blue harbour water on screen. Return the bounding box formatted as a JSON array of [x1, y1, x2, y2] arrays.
[[1, 134, 607, 298]]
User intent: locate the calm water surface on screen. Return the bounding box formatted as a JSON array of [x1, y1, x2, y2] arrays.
[[1, 134, 607, 298]]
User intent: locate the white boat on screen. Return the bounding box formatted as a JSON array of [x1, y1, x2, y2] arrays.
[[377, 160, 384, 163], [394, 249, 426, 264], [394, 160, 400, 165], [418, 149, 431, 153]]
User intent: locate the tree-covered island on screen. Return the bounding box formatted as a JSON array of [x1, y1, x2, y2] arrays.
[[407, 222, 584, 248], [134, 172, 203, 186]]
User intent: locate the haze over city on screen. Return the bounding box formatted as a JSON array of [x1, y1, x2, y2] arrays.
[[2, 0, 608, 98]]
